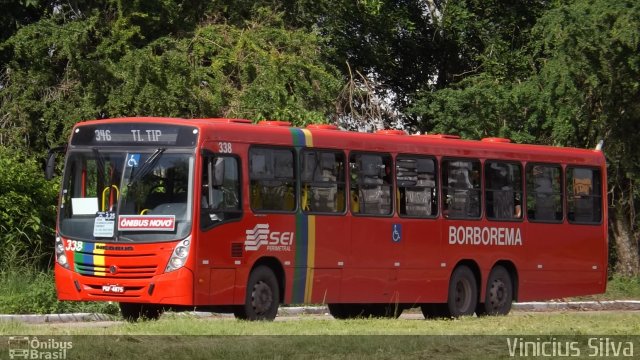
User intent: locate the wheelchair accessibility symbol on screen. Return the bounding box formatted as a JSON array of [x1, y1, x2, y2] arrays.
[[392, 224, 402, 243], [127, 154, 140, 167]]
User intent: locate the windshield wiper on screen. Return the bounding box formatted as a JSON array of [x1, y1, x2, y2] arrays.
[[127, 148, 166, 187]]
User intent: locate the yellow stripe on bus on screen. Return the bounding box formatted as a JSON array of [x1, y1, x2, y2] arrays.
[[301, 129, 313, 147], [94, 243, 106, 277], [304, 216, 316, 303]]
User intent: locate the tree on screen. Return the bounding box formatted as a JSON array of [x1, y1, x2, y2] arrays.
[[0, 4, 340, 153], [411, 0, 640, 275]]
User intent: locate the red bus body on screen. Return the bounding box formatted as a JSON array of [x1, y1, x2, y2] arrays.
[[54, 117, 608, 317]]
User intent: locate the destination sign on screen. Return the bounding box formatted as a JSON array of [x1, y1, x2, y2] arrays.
[[71, 123, 198, 147]]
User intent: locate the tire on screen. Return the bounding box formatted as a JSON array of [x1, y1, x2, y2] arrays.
[[447, 266, 478, 317], [119, 302, 163, 322], [234, 266, 280, 321], [420, 303, 450, 319], [477, 265, 513, 316]]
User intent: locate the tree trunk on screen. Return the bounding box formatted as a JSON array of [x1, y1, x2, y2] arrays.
[[611, 199, 640, 276]]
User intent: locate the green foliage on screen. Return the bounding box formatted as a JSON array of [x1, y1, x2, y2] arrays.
[[412, 0, 640, 149], [0, 6, 341, 151], [0, 268, 119, 314], [0, 147, 58, 268], [605, 275, 640, 300], [410, 0, 640, 274]]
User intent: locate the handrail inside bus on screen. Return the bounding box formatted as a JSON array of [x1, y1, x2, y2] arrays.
[[101, 185, 120, 212]]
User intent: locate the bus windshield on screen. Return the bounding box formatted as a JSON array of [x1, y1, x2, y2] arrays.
[[59, 149, 194, 242]]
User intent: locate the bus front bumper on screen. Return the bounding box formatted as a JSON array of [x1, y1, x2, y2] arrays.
[[55, 263, 194, 305]]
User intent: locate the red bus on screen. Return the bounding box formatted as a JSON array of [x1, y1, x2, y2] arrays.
[[48, 117, 607, 320]]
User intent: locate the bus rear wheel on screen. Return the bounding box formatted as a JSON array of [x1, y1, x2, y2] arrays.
[[119, 302, 163, 322], [477, 265, 513, 316], [234, 266, 280, 321], [447, 266, 478, 317]]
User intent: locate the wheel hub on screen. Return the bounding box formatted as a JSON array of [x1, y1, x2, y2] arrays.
[[455, 279, 472, 311], [251, 280, 273, 314], [489, 279, 506, 309]]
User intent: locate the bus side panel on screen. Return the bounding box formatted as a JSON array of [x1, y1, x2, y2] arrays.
[[341, 215, 400, 302], [519, 222, 558, 300], [519, 222, 605, 301], [309, 269, 342, 303], [397, 218, 447, 303], [209, 269, 236, 304], [308, 215, 349, 303], [194, 221, 248, 305]]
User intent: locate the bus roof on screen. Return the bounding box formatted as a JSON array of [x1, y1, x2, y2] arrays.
[[75, 117, 605, 166]]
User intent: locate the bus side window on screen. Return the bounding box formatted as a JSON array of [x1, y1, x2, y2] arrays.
[[567, 167, 602, 224], [442, 159, 481, 219], [485, 161, 523, 220], [526, 164, 563, 222], [201, 155, 242, 230], [249, 147, 296, 212], [301, 150, 346, 214], [396, 156, 437, 218], [349, 153, 392, 216]]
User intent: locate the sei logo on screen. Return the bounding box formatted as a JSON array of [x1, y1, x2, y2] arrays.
[[245, 224, 293, 252], [64, 240, 83, 252]]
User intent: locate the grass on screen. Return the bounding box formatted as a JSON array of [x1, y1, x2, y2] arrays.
[[574, 275, 640, 300], [0, 268, 637, 315], [1, 272, 639, 359], [2, 311, 640, 335], [1, 312, 639, 359], [0, 268, 118, 315]]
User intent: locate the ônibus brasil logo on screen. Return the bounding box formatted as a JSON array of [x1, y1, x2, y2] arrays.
[[244, 224, 294, 252], [8, 337, 73, 359]]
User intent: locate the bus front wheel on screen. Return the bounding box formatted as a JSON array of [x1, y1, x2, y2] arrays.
[[234, 266, 280, 321], [447, 266, 478, 317]]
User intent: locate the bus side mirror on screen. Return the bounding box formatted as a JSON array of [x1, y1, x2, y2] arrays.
[[45, 146, 65, 180]]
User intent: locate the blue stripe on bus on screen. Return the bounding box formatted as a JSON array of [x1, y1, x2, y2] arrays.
[[292, 213, 309, 303]]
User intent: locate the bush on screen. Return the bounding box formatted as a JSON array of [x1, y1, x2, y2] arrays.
[[0, 147, 58, 268], [0, 268, 119, 314]]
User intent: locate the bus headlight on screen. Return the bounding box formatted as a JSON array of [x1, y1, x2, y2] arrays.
[[165, 237, 191, 273], [55, 236, 70, 269]]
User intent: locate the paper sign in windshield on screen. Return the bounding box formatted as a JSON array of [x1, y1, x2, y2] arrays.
[[93, 211, 116, 237], [118, 215, 176, 232]]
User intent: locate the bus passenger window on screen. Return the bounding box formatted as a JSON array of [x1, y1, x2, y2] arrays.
[[249, 147, 296, 212], [526, 164, 563, 222], [350, 153, 392, 216], [201, 155, 241, 229], [442, 159, 481, 219], [485, 161, 522, 220], [301, 150, 346, 213], [567, 167, 602, 224], [397, 156, 437, 217]]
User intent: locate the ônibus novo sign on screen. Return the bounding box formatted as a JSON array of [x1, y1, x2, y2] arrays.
[[118, 215, 176, 232]]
